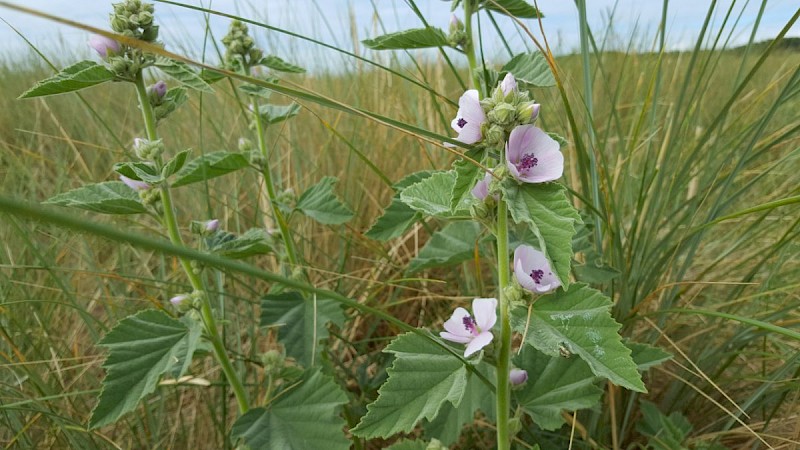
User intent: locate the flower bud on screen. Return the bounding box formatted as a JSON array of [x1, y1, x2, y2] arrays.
[[147, 80, 167, 103], [88, 34, 121, 59], [500, 73, 518, 97], [170, 293, 192, 312], [204, 219, 220, 233], [120, 175, 150, 191], [426, 439, 448, 450], [517, 102, 540, 123], [238, 137, 254, 152], [484, 124, 506, 149], [132, 138, 164, 160], [488, 103, 516, 126], [261, 349, 285, 375], [141, 25, 159, 42], [509, 368, 528, 386], [449, 14, 464, 34], [138, 11, 154, 26]]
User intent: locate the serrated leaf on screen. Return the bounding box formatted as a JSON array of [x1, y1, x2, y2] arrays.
[[352, 332, 468, 439], [363, 27, 450, 50], [481, 0, 543, 18], [171, 151, 251, 188], [513, 345, 602, 430], [424, 364, 495, 445], [295, 176, 353, 225], [626, 341, 673, 371], [502, 52, 555, 88], [401, 170, 468, 218], [408, 222, 484, 274], [450, 149, 482, 212], [258, 103, 301, 125], [365, 171, 434, 241], [19, 60, 114, 98], [501, 181, 581, 287], [166, 316, 203, 379], [258, 55, 305, 73], [155, 57, 213, 92], [239, 84, 273, 100], [89, 309, 194, 428], [231, 369, 349, 450], [113, 161, 162, 183], [44, 181, 147, 215], [260, 291, 345, 366], [636, 400, 692, 450], [208, 228, 273, 259], [511, 283, 646, 392], [162, 150, 191, 178]]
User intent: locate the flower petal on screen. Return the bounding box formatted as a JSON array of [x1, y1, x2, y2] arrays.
[[506, 125, 536, 162], [472, 297, 498, 331], [500, 73, 517, 96], [459, 89, 485, 123], [442, 307, 472, 337], [464, 331, 493, 357], [440, 331, 472, 344], [514, 245, 560, 293], [456, 123, 483, 144]]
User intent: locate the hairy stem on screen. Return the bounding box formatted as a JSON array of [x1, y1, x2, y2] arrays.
[[134, 72, 250, 414]]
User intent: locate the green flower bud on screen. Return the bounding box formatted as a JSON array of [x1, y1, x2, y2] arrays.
[[249, 151, 267, 168], [426, 439, 448, 450], [139, 188, 161, 206], [110, 16, 129, 33], [488, 103, 516, 126], [238, 138, 254, 152], [127, 13, 141, 27], [484, 124, 506, 149], [261, 349, 285, 376], [141, 25, 159, 42], [470, 201, 490, 220], [138, 11, 154, 27], [517, 101, 540, 124], [248, 48, 263, 64]]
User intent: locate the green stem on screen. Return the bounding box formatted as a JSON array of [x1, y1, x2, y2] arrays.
[[463, 0, 481, 90], [248, 92, 300, 268], [495, 199, 512, 450], [133, 73, 250, 414]]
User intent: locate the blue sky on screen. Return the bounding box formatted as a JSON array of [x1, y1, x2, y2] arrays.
[[1, 0, 798, 69]]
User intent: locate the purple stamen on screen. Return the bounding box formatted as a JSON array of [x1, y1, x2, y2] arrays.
[[457, 118, 468, 128], [519, 153, 538, 170], [530, 269, 544, 284], [462, 315, 478, 335]]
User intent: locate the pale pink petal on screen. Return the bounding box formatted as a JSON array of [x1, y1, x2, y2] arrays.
[[456, 124, 483, 144], [506, 126, 563, 184], [500, 73, 517, 96], [507, 125, 536, 162], [514, 245, 560, 293], [516, 148, 563, 183], [442, 307, 472, 338], [464, 331, 493, 357], [471, 172, 493, 200], [509, 368, 528, 385], [459, 90, 484, 122], [472, 297, 497, 331], [440, 331, 472, 344]]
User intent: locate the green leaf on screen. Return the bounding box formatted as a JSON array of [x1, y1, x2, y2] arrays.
[[513, 346, 602, 431], [295, 177, 353, 225], [154, 57, 213, 92], [257, 103, 301, 125], [352, 332, 468, 439], [363, 27, 450, 50], [626, 341, 673, 371], [88, 309, 195, 429], [260, 291, 345, 366], [385, 440, 429, 450], [573, 261, 621, 285], [44, 182, 147, 215], [113, 161, 162, 183], [166, 317, 203, 379], [408, 222, 484, 274], [207, 228, 273, 259], [401, 170, 468, 218], [171, 151, 251, 188], [424, 365, 495, 445], [162, 150, 191, 178], [636, 400, 692, 450], [450, 150, 482, 213], [18, 60, 114, 98], [153, 87, 189, 122], [231, 369, 349, 450], [501, 182, 581, 287], [365, 171, 434, 241], [481, 0, 543, 18], [511, 283, 646, 392], [200, 68, 226, 84], [239, 84, 273, 100], [258, 55, 306, 73], [502, 52, 555, 88]]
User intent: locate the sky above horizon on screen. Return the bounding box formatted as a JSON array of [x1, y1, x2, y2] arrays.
[[1, 0, 798, 70]]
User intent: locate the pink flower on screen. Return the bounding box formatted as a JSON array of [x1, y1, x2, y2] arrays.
[[88, 34, 120, 59], [514, 245, 560, 294], [500, 73, 517, 96], [471, 171, 497, 201], [119, 175, 150, 191], [440, 298, 497, 357], [505, 125, 563, 183], [509, 369, 528, 386], [451, 90, 486, 144]]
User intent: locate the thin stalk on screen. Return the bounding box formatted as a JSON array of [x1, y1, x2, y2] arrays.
[[495, 199, 512, 450], [133, 73, 250, 414], [463, 0, 481, 90]]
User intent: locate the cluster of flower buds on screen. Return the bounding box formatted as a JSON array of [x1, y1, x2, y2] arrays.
[[132, 137, 164, 161], [447, 15, 467, 49], [110, 0, 158, 42], [221, 20, 263, 71]]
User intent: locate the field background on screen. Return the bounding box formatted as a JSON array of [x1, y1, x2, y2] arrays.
[[1, 1, 799, 449]]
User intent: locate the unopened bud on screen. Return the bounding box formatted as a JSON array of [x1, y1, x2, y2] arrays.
[[147, 80, 167, 101], [261, 349, 285, 375], [138, 11, 154, 26], [449, 14, 464, 34], [141, 25, 159, 42], [488, 103, 516, 126], [499, 73, 518, 97], [132, 138, 164, 160], [204, 219, 220, 233], [517, 102, 540, 123], [509, 368, 528, 387], [170, 294, 192, 312], [88, 34, 121, 59], [485, 124, 506, 148], [238, 137, 254, 152]]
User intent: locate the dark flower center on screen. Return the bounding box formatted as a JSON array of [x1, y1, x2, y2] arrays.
[[530, 269, 544, 284], [457, 118, 468, 128], [462, 315, 478, 335], [519, 153, 538, 170]]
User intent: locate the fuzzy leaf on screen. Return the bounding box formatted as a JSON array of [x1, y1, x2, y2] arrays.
[[239, 84, 273, 100], [482, 0, 543, 18], [511, 283, 646, 392], [155, 57, 213, 92], [295, 177, 353, 225], [363, 27, 449, 50], [207, 228, 273, 259], [258, 55, 306, 73], [424, 365, 495, 445], [258, 103, 301, 125], [113, 161, 162, 183], [450, 149, 482, 213], [636, 400, 692, 450], [501, 181, 581, 287], [162, 150, 191, 178], [18, 60, 114, 98], [502, 52, 555, 88], [88, 310, 195, 428], [153, 87, 188, 121], [231, 369, 349, 450], [401, 170, 468, 218], [171, 151, 251, 187], [514, 346, 602, 430], [408, 222, 483, 274], [260, 291, 345, 366], [365, 171, 434, 241], [626, 341, 673, 371], [44, 182, 147, 215], [352, 332, 468, 439]]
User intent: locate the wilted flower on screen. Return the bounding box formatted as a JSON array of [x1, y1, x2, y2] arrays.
[[119, 175, 150, 191], [514, 245, 560, 294], [440, 298, 497, 357], [88, 34, 120, 59], [505, 125, 563, 183], [509, 368, 528, 386], [500, 73, 518, 96], [451, 90, 487, 144]]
